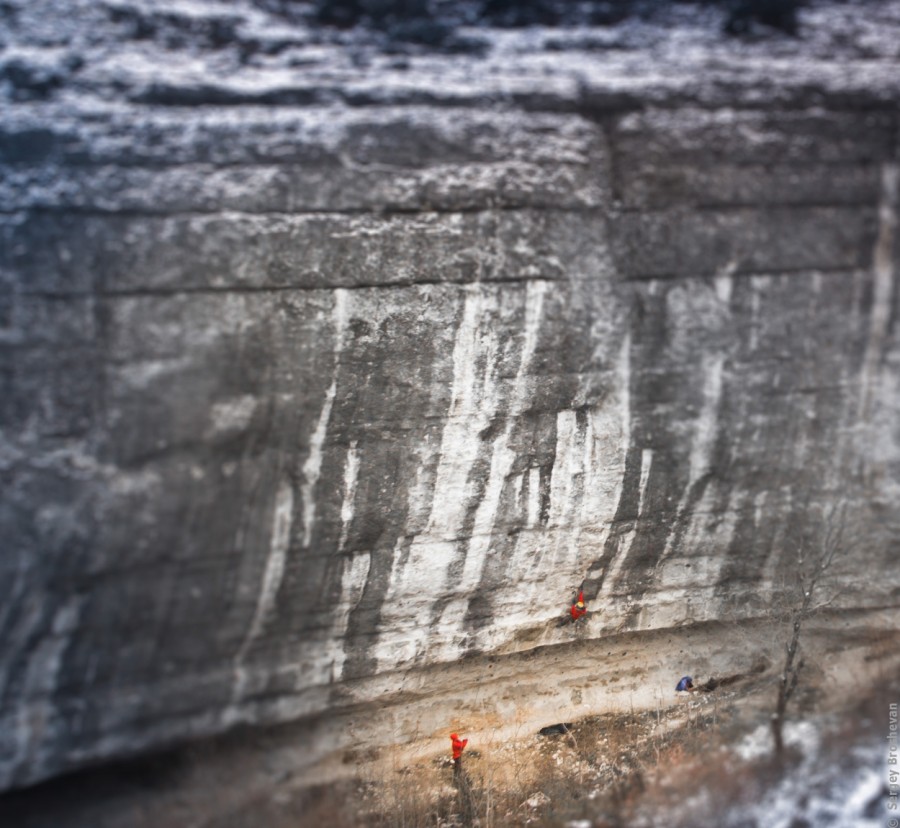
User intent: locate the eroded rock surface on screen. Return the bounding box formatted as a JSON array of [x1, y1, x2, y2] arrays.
[[2, 0, 900, 791]]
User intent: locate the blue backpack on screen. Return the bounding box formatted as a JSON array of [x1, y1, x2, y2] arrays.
[[675, 676, 694, 692]]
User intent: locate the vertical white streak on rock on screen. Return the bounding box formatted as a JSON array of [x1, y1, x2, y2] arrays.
[[520, 279, 548, 372], [512, 471, 524, 514], [583, 408, 596, 485], [689, 354, 723, 485], [425, 285, 497, 538], [858, 163, 897, 422], [578, 409, 600, 539], [653, 500, 741, 627], [637, 448, 653, 519], [368, 537, 419, 666], [547, 410, 577, 528], [603, 446, 651, 595], [567, 408, 603, 577], [754, 490, 766, 535], [657, 353, 724, 570], [302, 288, 349, 547], [405, 468, 432, 532], [749, 276, 766, 351], [332, 552, 372, 682], [338, 441, 360, 553], [225, 481, 294, 720], [547, 410, 580, 569], [255, 480, 294, 640], [441, 281, 548, 633], [371, 287, 499, 669], [590, 332, 635, 604], [225, 290, 349, 725], [468, 282, 547, 536], [38, 601, 82, 692], [527, 466, 542, 527], [252, 482, 294, 644], [585, 402, 626, 522], [620, 330, 631, 452], [714, 269, 734, 305], [11, 597, 83, 775], [600, 526, 637, 603], [301, 381, 336, 540]]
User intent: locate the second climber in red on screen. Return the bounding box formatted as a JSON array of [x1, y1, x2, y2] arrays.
[[450, 732, 468, 769]]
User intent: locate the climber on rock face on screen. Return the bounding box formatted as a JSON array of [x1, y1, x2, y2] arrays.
[[450, 733, 468, 771], [569, 588, 588, 622], [675, 675, 696, 693]]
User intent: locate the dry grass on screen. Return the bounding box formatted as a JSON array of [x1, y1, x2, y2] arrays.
[[288, 669, 896, 828], [335, 695, 729, 827]]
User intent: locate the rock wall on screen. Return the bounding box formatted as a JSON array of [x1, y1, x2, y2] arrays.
[[2, 0, 900, 792]]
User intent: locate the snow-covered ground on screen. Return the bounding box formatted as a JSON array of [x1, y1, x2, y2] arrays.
[[679, 720, 890, 828], [734, 738, 885, 828]]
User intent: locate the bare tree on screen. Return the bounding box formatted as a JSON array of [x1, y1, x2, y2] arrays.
[[771, 502, 847, 757]]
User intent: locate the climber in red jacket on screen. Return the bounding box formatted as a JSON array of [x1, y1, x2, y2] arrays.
[[450, 733, 468, 769], [570, 589, 588, 622]]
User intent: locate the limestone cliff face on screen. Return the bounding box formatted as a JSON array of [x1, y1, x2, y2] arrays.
[[2, 0, 900, 792]]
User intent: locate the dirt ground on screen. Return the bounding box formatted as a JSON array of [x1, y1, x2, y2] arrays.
[[0, 607, 897, 827]]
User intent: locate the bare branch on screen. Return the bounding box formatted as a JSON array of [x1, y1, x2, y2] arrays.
[[771, 500, 849, 757]]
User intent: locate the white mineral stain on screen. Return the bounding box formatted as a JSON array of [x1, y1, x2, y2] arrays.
[[224, 479, 294, 721], [689, 354, 723, 485], [526, 466, 542, 527], [332, 551, 372, 682], [439, 281, 548, 633], [371, 286, 501, 669], [424, 285, 500, 539], [225, 290, 350, 722], [337, 441, 360, 554], [302, 289, 349, 548]]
